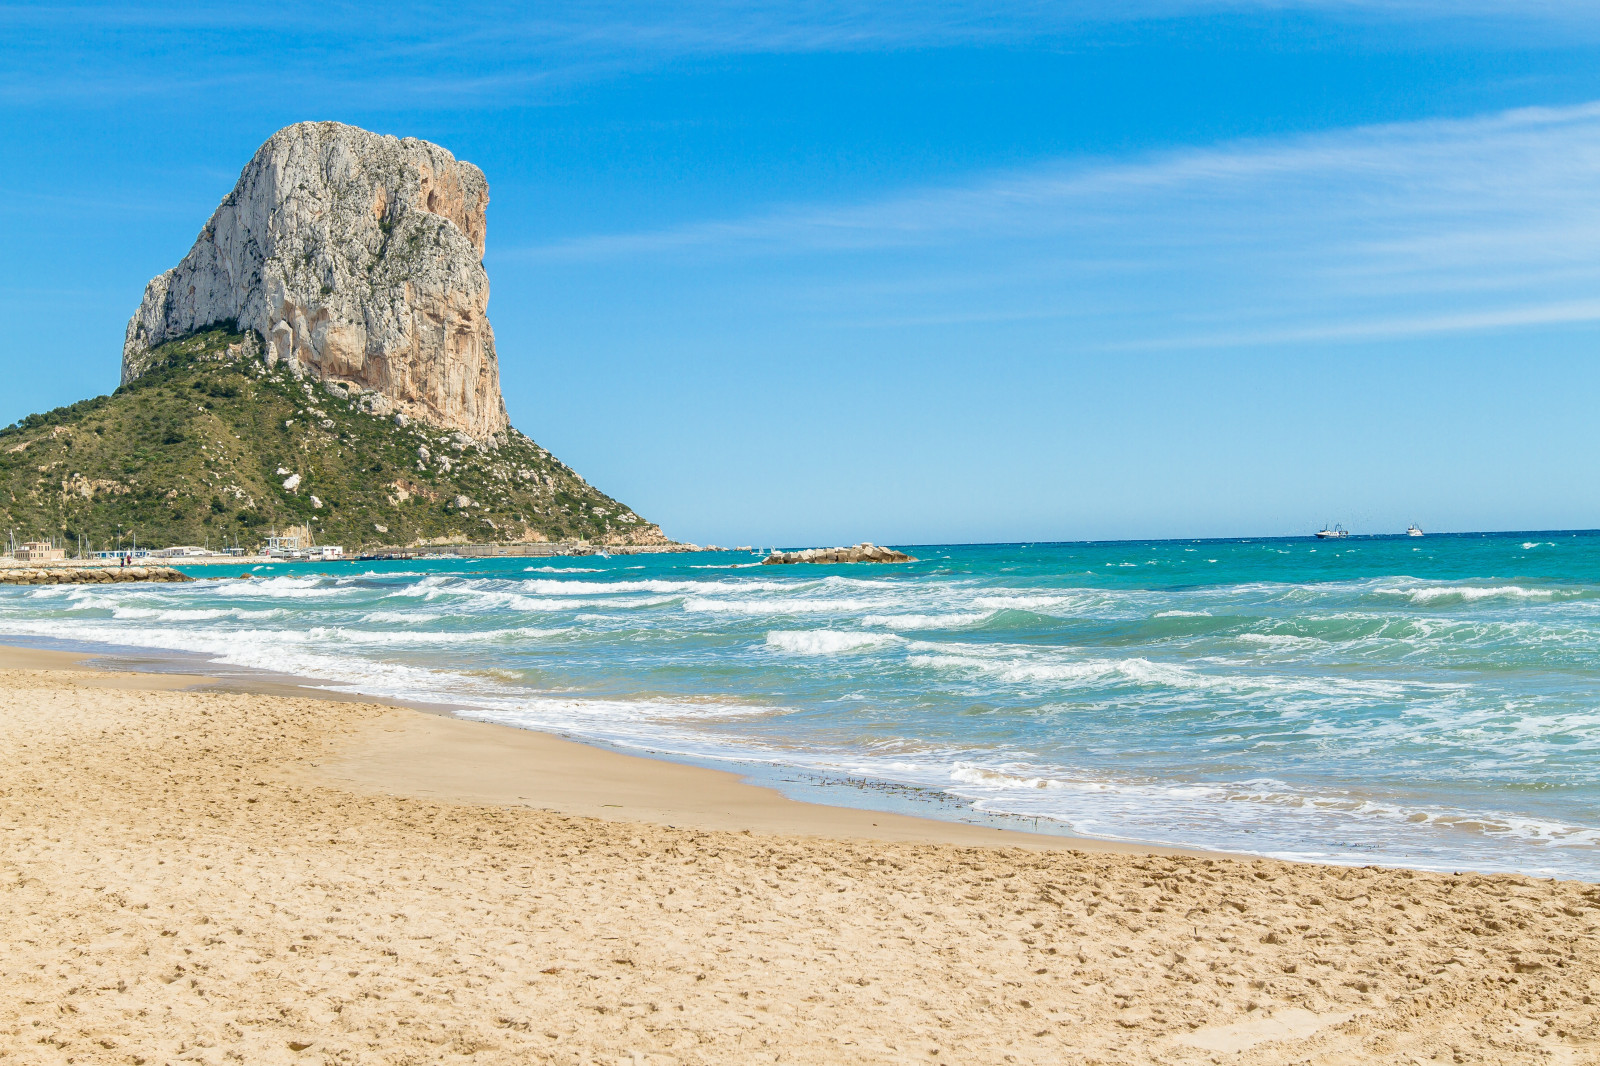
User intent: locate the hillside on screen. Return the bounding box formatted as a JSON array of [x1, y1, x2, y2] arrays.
[[0, 328, 668, 552]]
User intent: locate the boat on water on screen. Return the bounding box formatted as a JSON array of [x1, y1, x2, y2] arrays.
[[1407, 524, 1424, 537], [1316, 524, 1349, 539]]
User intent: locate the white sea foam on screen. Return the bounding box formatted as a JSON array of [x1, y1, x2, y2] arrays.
[[686, 596, 891, 615], [1235, 633, 1324, 649], [228, 576, 349, 599], [972, 594, 1082, 612], [907, 648, 1415, 700], [1384, 584, 1560, 604], [417, 584, 675, 612], [765, 630, 902, 655], [300, 626, 568, 647], [861, 612, 990, 630], [109, 606, 289, 622], [525, 566, 602, 573], [949, 765, 1078, 791], [358, 610, 444, 623], [517, 577, 799, 596], [940, 763, 1600, 852]]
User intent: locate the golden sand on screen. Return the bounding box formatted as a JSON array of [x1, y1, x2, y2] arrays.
[[1, 652, 1596, 1064]]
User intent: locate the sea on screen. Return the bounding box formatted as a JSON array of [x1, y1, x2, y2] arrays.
[[3, 531, 1598, 880]]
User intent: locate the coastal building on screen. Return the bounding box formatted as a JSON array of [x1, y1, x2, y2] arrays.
[[264, 532, 303, 559], [14, 541, 66, 562], [262, 526, 342, 561]]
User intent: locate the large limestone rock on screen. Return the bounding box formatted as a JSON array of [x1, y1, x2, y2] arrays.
[[123, 121, 509, 440]]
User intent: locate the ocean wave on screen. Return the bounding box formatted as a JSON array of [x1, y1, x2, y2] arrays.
[[1235, 632, 1325, 649], [228, 576, 349, 599], [358, 610, 444, 623], [517, 577, 800, 596], [486, 594, 638, 612], [109, 606, 289, 622], [765, 630, 902, 655], [1381, 584, 1564, 605], [906, 649, 1413, 699], [407, 584, 678, 612], [303, 626, 571, 647], [30, 587, 123, 610], [524, 566, 602, 573], [861, 612, 990, 630], [942, 764, 1600, 850], [182, 624, 571, 648], [685, 596, 892, 615], [971, 593, 1101, 613]]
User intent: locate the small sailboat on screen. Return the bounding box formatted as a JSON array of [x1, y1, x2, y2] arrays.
[[1407, 524, 1424, 537], [1315, 523, 1348, 539]]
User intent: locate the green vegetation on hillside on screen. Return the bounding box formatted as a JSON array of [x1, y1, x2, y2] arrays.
[[0, 328, 666, 552]]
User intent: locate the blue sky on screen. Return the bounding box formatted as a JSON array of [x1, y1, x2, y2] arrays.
[[4, 1, 1600, 544]]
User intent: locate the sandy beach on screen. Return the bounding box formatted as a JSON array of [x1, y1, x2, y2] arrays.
[[1, 646, 1596, 1064]]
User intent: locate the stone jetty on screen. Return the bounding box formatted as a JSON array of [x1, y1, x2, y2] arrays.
[[0, 566, 193, 585], [763, 543, 915, 565]]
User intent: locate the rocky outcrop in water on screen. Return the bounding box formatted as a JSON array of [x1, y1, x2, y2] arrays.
[[763, 544, 915, 565], [122, 122, 508, 440]]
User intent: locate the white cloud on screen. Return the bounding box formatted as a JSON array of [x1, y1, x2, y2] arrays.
[[528, 101, 1600, 253], [511, 101, 1600, 349]]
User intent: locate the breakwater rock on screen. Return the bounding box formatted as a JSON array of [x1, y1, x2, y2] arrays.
[[763, 543, 915, 565], [0, 566, 193, 585]]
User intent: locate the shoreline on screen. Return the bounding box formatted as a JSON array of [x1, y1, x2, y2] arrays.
[[1, 629, 1590, 878], [10, 540, 1593, 879], [0, 640, 1192, 855], [0, 634, 1583, 874], [1, 643, 1596, 1062]]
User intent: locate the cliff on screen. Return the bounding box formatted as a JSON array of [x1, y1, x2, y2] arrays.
[[122, 122, 508, 440]]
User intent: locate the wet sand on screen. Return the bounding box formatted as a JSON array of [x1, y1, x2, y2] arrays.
[[1, 646, 1596, 1063]]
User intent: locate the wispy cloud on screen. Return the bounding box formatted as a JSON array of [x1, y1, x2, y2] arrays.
[[9, 1, 1592, 47], [507, 101, 1600, 349], [4, 0, 1597, 106], [523, 102, 1600, 256]]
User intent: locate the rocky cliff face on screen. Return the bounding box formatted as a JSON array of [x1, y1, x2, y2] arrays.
[[123, 122, 509, 440]]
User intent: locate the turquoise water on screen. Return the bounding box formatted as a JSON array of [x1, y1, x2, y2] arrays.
[[3, 531, 1598, 878]]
